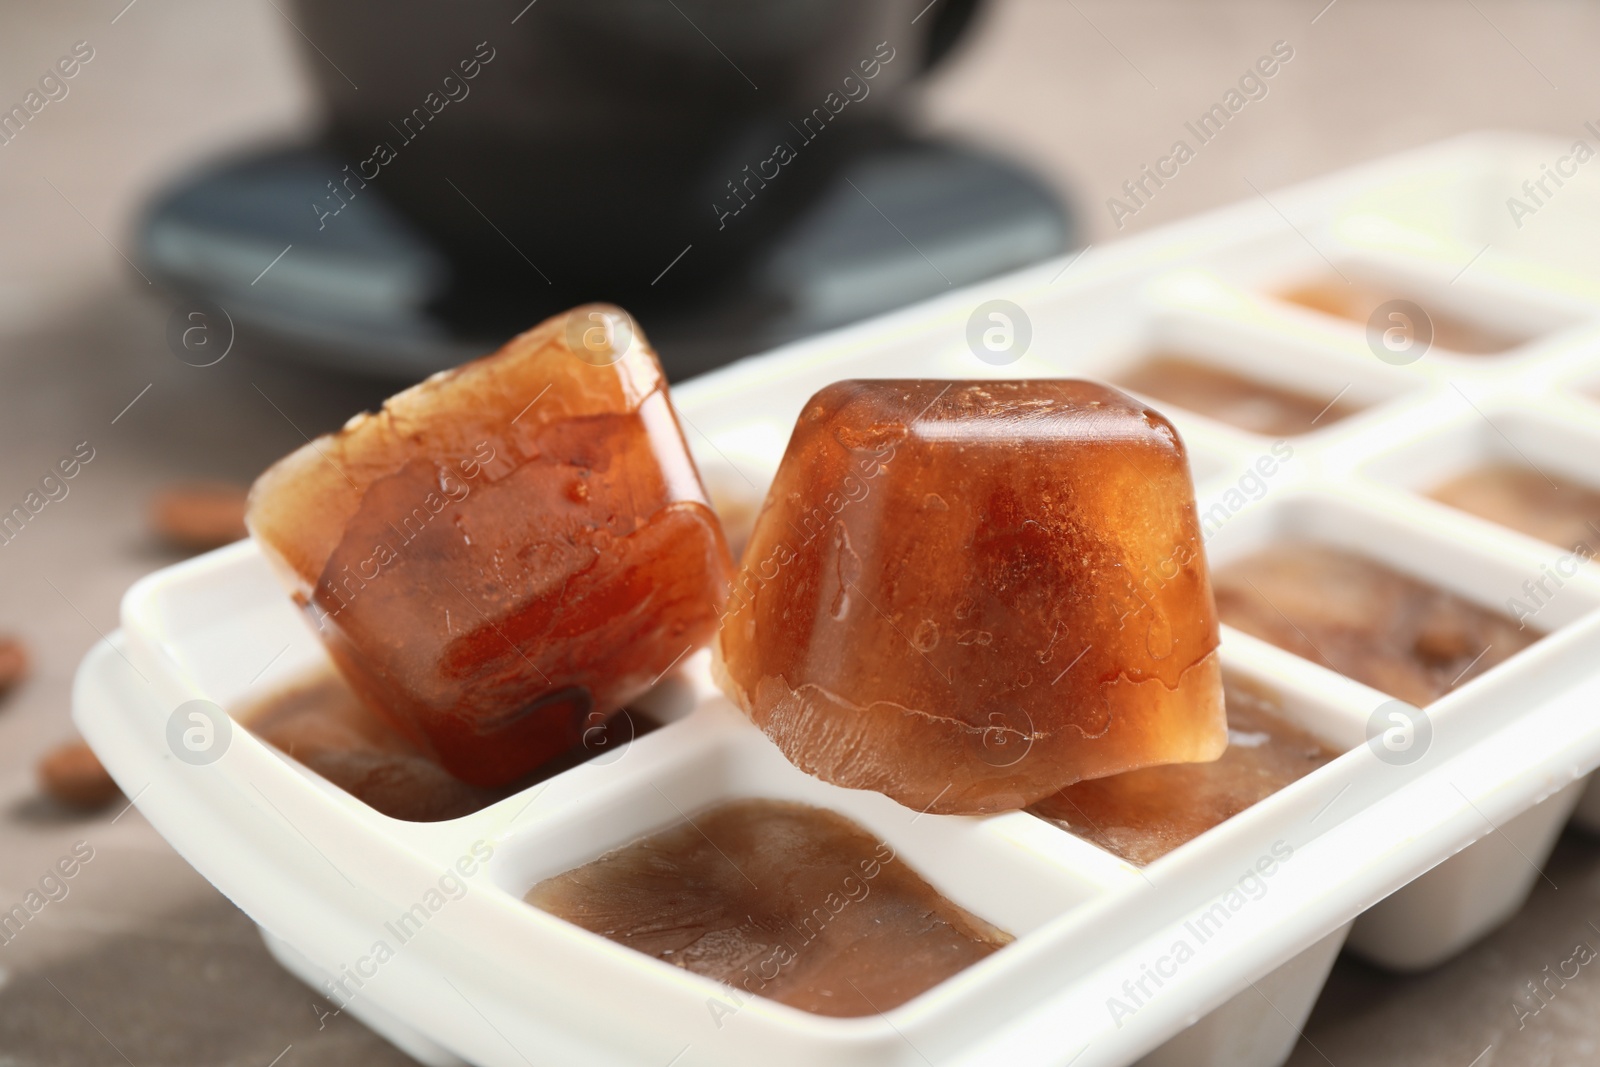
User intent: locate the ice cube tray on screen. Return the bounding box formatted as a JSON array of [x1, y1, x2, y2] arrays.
[[74, 132, 1600, 1067]]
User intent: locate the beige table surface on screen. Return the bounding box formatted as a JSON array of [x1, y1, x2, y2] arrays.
[[3, 1, 1599, 1064]]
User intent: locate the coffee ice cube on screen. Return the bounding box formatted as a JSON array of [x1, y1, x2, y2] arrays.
[[526, 798, 1011, 1017], [1279, 279, 1531, 355], [1430, 463, 1600, 558], [714, 380, 1227, 814], [1114, 354, 1360, 437], [1213, 542, 1537, 705], [247, 307, 732, 786]]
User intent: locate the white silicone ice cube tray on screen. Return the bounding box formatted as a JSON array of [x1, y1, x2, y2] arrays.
[[75, 132, 1600, 1067]]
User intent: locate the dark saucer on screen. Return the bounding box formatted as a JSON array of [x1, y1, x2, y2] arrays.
[[138, 130, 1071, 381]]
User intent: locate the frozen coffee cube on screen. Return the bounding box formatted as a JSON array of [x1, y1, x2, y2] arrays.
[[713, 380, 1227, 814], [1114, 353, 1361, 437], [526, 799, 1011, 1017], [1213, 542, 1538, 705], [1430, 463, 1600, 558], [247, 306, 732, 786], [1278, 278, 1536, 355]]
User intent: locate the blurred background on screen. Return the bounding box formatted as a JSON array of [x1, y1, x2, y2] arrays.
[[4, 1, 1600, 1063]]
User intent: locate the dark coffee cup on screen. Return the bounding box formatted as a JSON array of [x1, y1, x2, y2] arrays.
[[291, 0, 979, 306]]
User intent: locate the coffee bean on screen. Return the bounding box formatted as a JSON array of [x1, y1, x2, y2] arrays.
[[0, 635, 28, 695], [150, 483, 248, 552], [37, 739, 121, 811]]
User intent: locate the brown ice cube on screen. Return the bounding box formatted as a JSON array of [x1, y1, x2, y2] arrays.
[[1279, 279, 1532, 355], [246, 306, 732, 787], [1114, 354, 1360, 437], [1430, 462, 1600, 557], [525, 798, 1011, 1017], [714, 380, 1227, 815], [1214, 542, 1538, 705], [239, 670, 659, 822], [1031, 676, 1338, 865]]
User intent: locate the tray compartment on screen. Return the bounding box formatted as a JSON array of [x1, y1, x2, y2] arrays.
[[1347, 778, 1586, 970], [489, 715, 1124, 945], [1136, 923, 1351, 1067], [1264, 253, 1578, 360]]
